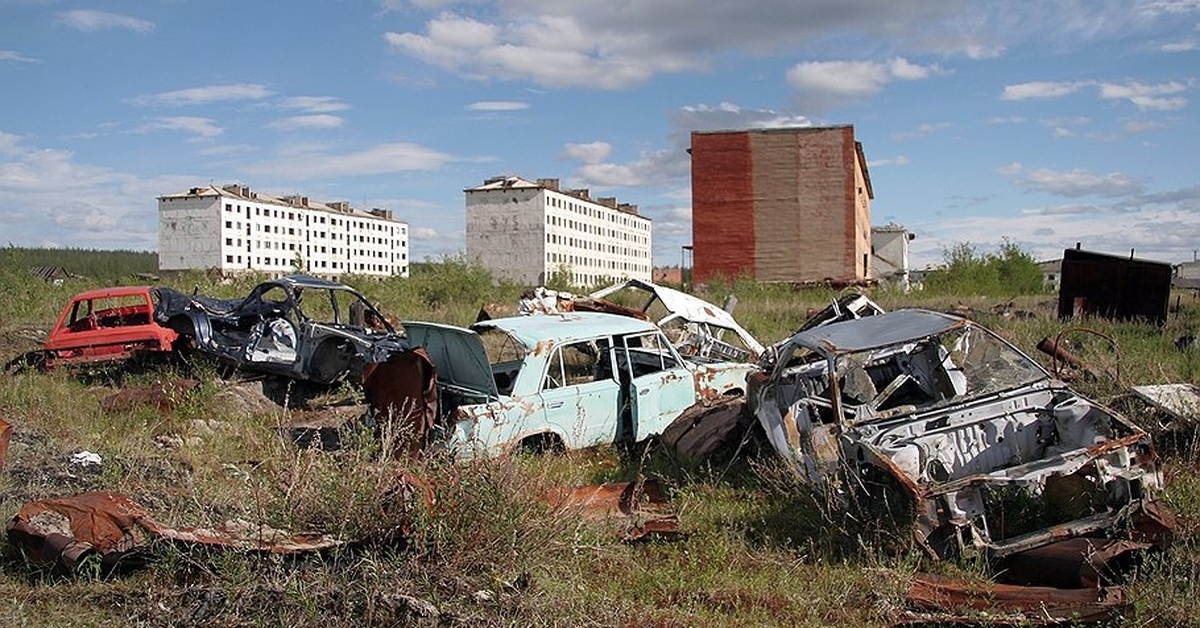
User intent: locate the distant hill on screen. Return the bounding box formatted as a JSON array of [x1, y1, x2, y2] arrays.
[[0, 246, 158, 283]]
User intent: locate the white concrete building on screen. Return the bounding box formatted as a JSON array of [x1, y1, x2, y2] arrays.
[[158, 184, 409, 278], [465, 176, 652, 287]]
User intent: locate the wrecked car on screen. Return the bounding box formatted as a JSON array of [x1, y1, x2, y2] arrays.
[[156, 275, 408, 385], [404, 312, 756, 458], [748, 308, 1167, 561], [9, 286, 180, 371], [573, 279, 765, 363]]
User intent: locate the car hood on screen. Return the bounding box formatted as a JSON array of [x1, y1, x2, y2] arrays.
[[589, 279, 765, 356], [403, 321, 498, 399]]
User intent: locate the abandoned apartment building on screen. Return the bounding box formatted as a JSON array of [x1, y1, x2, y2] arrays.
[[464, 176, 653, 287], [157, 184, 411, 278], [690, 125, 875, 286]]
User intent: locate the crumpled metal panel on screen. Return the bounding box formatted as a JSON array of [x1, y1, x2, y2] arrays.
[[362, 348, 439, 456], [1133, 383, 1200, 428], [904, 573, 1128, 624], [581, 279, 766, 360], [545, 480, 681, 541], [7, 492, 341, 572]]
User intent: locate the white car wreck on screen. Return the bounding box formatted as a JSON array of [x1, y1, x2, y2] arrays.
[[747, 309, 1170, 561]]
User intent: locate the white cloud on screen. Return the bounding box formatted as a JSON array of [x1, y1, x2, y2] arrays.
[[0, 134, 191, 249], [910, 185, 1200, 267], [130, 84, 274, 107], [268, 115, 346, 131], [137, 117, 224, 138], [280, 96, 351, 113], [1161, 40, 1198, 51], [559, 141, 612, 164], [466, 101, 530, 111], [786, 58, 942, 111], [245, 142, 454, 179], [1002, 81, 1087, 100], [892, 122, 951, 141], [1005, 165, 1144, 198], [56, 10, 155, 34], [1003, 79, 1190, 111], [563, 102, 810, 191], [1098, 80, 1189, 110], [870, 156, 912, 167], [0, 50, 40, 64]]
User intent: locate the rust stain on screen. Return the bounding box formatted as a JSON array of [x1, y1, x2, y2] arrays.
[[0, 415, 11, 469], [7, 492, 343, 572], [545, 480, 681, 542], [99, 379, 201, 413], [904, 572, 1128, 624]]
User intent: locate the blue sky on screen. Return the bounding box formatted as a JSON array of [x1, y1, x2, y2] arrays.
[[2, 1, 1199, 269]]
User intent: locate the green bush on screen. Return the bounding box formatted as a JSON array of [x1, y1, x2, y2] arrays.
[[924, 239, 1043, 297]]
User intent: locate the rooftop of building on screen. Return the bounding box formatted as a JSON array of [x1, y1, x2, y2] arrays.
[[465, 175, 646, 219], [159, 184, 406, 224]]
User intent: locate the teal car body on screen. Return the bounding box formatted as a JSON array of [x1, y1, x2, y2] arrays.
[[405, 312, 755, 458]]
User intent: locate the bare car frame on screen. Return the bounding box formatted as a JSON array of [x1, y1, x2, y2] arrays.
[[748, 309, 1167, 561], [157, 275, 408, 385]]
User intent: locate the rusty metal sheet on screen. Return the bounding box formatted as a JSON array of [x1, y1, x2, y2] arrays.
[[7, 491, 342, 572], [995, 538, 1155, 589], [546, 480, 680, 541], [1057, 247, 1171, 325], [99, 379, 201, 412], [904, 573, 1128, 624], [362, 348, 439, 456], [0, 415, 11, 468]]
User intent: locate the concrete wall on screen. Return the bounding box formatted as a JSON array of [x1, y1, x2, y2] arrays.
[[466, 188, 547, 285], [159, 196, 221, 271]]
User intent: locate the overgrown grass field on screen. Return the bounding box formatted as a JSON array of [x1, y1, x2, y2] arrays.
[[3, 259, 1200, 626]]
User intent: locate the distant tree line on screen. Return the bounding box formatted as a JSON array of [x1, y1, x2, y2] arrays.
[[0, 246, 158, 283]]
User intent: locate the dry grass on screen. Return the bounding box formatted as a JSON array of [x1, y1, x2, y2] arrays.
[[4, 270, 1200, 626]]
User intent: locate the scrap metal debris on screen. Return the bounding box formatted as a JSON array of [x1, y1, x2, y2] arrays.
[[903, 572, 1128, 625], [1132, 383, 1200, 431], [7, 492, 341, 572], [545, 480, 681, 541], [99, 379, 201, 412], [0, 415, 11, 469]]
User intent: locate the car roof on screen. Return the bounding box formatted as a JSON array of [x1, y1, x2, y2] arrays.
[[69, 286, 155, 301], [784, 309, 969, 355], [475, 311, 659, 345], [270, 274, 356, 290]]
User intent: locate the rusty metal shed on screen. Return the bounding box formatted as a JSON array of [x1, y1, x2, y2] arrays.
[[1057, 247, 1172, 325]]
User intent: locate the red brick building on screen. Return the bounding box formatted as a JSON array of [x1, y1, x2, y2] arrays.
[[690, 126, 873, 284]]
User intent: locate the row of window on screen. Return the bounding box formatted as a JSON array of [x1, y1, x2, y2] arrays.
[[546, 214, 646, 244], [545, 195, 650, 231], [547, 252, 649, 274], [224, 203, 404, 235], [546, 234, 650, 259]]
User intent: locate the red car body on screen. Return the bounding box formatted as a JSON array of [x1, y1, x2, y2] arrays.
[[43, 286, 178, 369]]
